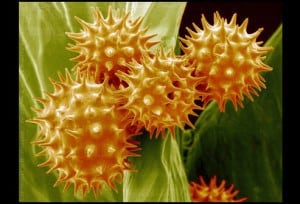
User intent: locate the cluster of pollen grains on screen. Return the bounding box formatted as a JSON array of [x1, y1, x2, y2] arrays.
[[27, 70, 141, 198], [189, 175, 248, 202], [66, 6, 158, 88], [180, 11, 273, 112], [116, 47, 205, 138]]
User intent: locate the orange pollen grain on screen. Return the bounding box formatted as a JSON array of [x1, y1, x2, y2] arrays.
[[180, 11, 273, 112], [66, 6, 159, 88], [27, 70, 141, 198], [116, 47, 205, 137]]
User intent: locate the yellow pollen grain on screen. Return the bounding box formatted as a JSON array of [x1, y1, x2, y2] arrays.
[[211, 188, 219, 197], [108, 32, 117, 42], [82, 31, 89, 38], [105, 61, 114, 71], [96, 166, 103, 175], [155, 85, 166, 95], [104, 47, 116, 58], [209, 66, 218, 76], [85, 144, 96, 158], [164, 59, 173, 67], [199, 189, 209, 198], [107, 145, 116, 153], [198, 48, 210, 59], [152, 106, 162, 116], [84, 106, 96, 118], [90, 122, 102, 135], [117, 57, 126, 65], [221, 192, 229, 201], [225, 68, 234, 76], [102, 107, 112, 114], [122, 46, 134, 57], [143, 94, 154, 106], [95, 37, 105, 48]]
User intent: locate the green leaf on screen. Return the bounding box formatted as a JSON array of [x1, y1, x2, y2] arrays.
[[140, 3, 187, 50], [19, 2, 188, 202], [124, 134, 191, 202], [182, 24, 282, 202]]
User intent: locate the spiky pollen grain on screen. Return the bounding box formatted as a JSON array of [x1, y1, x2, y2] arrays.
[[66, 6, 158, 88], [180, 11, 273, 112], [189, 175, 248, 202], [27, 70, 141, 198], [116, 47, 205, 138]]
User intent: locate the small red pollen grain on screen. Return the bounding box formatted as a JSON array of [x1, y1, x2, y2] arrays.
[[189, 175, 248, 202]]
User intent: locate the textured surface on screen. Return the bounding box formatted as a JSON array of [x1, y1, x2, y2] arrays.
[[19, 2, 189, 202], [190, 175, 247, 202], [28, 70, 140, 198], [180, 12, 273, 111], [67, 7, 158, 87], [117, 48, 204, 137], [19, 2, 281, 202]]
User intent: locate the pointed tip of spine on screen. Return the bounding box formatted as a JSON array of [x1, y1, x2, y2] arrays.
[[178, 36, 188, 44], [192, 22, 202, 33], [92, 6, 101, 23], [35, 149, 48, 157], [48, 76, 57, 86], [92, 185, 99, 199], [26, 118, 44, 125], [239, 18, 249, 32], [74, 16, 91, 31], [37, 158, 53, 167], [62, 181, 72, 192], [31, 107, 42, 114], [130, 16, 144, 32], [214, 11, 221, 23], [229, 13, 237, 26], [201, 14, 211, 31], [57, 71, 65, 82], [34, 96, 47, 103], [106, 5, 114, 24], [186, 27, 199, 39], [64, 69, 74, 84]]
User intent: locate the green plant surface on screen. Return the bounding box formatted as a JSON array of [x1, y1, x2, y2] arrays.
[[124, 133, 191, 202], [178, 24, 282, 202], [19, 2, 187, 202]]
